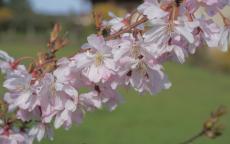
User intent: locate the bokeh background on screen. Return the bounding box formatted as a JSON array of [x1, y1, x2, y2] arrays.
[[0, 0, 230, 144]]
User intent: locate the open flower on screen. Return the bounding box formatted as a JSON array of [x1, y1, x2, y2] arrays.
[[73, 34, 117, 83], [112, 37, 171, 94], [3, 70, 32, 111], [119, 56, 171, 94], [144, 18, 198, 46]]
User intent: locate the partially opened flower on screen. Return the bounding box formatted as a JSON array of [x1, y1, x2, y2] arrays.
[[105, 12, 131, 33], [0, 51, 15, 74], [0, 51, 26, 75]]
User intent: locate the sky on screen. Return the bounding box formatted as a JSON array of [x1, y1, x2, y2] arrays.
[[30, 0, 92, 15]]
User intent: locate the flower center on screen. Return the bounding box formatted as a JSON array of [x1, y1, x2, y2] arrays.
[[167, 22, 174, 34], [136, 61, 148, 76], [50, 82, 56, 97], [131, 45, 141, 59], [95, 52, 104, 66]]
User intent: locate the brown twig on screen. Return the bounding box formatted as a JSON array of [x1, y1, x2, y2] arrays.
[[179, 106, 227, 144], [180, 130, 205, 144], [105, 16, 148, 41]]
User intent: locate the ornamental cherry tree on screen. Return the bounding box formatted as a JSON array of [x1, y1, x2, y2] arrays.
[[0, 0, 230, 143]]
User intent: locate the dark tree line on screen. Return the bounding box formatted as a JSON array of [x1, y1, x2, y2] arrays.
[[0, 0, 4, 7], [0, 0, 73, 33], [91, 0, 141, 4]]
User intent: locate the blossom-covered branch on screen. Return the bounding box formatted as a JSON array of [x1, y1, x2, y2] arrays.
[[0, 0, 230, 143]]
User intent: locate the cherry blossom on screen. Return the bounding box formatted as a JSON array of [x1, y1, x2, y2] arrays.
[[74, 34, 117, 83], [0, 50, 26, 75], [0, 0, 230, 143], [144, 18, 198, 46], [3, 70, 32, 111], [192, 17, 221, 48], [0, 120, 33, 144], [29, 123, 53, 142], [105, 12, 131, 33], [0, 131, 33, 144], [185, 0, 228, 16], [138, 0, 169, 20]]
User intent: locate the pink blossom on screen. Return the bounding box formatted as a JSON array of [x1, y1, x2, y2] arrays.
[[0, 129, 33, 144], [105, 12, 131, 33], [138, 0, 169, 20], [29, 123, 53, 142], [185, 0, 228, 16], [112, 38, 171, 94], [73, 34, 117, 83], [144, 18, 198, 47], [3, 70, 32, 111]]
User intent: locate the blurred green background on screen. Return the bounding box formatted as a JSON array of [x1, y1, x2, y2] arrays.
[[0, 0, 230, 144]]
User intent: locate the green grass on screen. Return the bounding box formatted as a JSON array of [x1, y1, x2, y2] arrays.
[[0, 40, 230, 144]]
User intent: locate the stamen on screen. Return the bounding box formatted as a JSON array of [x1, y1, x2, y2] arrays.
[[136, 61, 148, 76], [95, 52, 104, 66], [131, 45, 141, 58]]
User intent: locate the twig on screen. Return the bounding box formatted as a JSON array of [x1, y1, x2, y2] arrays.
[[179, 106, 227, 144], [67, 14, 148, 58], [105, 16, 148, 40], [180, 130, 205, 144]]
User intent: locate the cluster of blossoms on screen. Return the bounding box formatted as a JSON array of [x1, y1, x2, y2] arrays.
[[0, 0, 230, 143]]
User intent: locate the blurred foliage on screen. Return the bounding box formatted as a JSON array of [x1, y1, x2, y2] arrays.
[[93, 3, 127, 19], [0, 7, 12, 23], [0, 0, 81, 34], [91, 0, 142, 3], [91, 0, 142, 11], [188, 46, 230, 74], [208, 48, 230, 72]]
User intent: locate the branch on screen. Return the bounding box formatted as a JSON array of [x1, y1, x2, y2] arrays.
[[105, 16, 148, 41]]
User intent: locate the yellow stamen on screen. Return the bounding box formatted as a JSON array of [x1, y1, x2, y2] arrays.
[[95, 52, 104, 66]]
